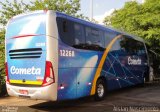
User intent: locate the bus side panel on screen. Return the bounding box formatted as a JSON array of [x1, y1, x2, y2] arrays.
[[76, 68, 97, 98], [96, 38, 147, 91], [101, 54, 125, 90], [55, 14, 148, 100], [103, 52, 140, 91], [101, 44, 147, 91], [57, 41, 100, 100], [58, 68, 77, 100], [57, 39, 147, 100]]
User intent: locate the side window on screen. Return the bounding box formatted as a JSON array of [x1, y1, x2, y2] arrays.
[[99, 30, 105, 48], [136, 42, 146, 55], [111, 39, 121, 51], [120, 36, 136, 55], [105, 31, 120, 51], [57, 17, 105, 51], [120, 36, 146, 56], [104, 31, 117, 47], [74, 23, 85, 45], [119, 36, 129, 54], [85, 27, 104, 48], [129, 38, 138, 55], [85, 27, 93, 45], [56, 17, 74, 46]]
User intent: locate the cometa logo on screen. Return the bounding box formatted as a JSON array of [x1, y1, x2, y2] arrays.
[[128, 57, 142, 65], [10, 66, 41, 75]]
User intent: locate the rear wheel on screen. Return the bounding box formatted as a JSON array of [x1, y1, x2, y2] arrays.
[[144, 72, 150, 84], [140, 73, 149, 87], [94, 79, 106, 101]]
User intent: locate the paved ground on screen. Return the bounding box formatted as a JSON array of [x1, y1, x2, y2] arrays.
[[0, 82, 160, 112]]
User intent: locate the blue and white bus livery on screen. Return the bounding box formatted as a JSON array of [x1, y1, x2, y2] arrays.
[[5, 10, 149, 101]]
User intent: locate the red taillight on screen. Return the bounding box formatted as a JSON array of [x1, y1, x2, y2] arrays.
[[42, 61, 55, 87], [5, 62, 10, 84]]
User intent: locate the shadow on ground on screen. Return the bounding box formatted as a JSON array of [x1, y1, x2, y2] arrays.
[[29, 83, 159, 112]]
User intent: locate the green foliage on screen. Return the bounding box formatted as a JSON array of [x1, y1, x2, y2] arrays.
[[0, 30, 5, 85], [0, 0, 30, 28], [104, 0, 160, 53], [29, 0, 81, 16], [0, 0, 87, 29], [29, 0, 87, 19]]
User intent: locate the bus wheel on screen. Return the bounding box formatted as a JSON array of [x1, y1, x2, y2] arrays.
[[94, 79, 106, 101], [144, 73, 149, 83]]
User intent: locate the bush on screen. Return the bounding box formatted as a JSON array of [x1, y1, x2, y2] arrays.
[[0, 81, 7, 97], [0, 30, 6, 97], [0, 68, 7, 97]]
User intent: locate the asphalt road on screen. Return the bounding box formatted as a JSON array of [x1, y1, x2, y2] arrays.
[[0, 82, 160, 112]]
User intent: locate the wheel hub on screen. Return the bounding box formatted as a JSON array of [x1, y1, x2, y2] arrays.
[[97, 84, 104, 97]]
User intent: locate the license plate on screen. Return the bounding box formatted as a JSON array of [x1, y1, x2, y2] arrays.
[[19, 89, 28, 95]]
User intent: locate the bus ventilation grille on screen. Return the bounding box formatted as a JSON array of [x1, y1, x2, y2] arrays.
[[9, 48, 42, 59]]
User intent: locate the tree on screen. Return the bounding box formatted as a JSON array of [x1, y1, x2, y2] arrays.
[[30, 0, 81, 16], [0, 0, 30, 28], [0, 0, 86, 27], [0, 29, 6, 95], [0, 29, 5, 78], [104, 0, 160, 53], [29, 0, 88, 20]]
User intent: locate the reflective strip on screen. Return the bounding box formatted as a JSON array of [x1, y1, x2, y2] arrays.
[[90, 34, 123, 95], [10, 80, 43, 85]]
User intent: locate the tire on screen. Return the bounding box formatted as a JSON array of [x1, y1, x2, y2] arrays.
[[144, 72, 149, 83], [140, 77, 146, 87], [94, 79, 106, 101], [145, 74, 149, 82]]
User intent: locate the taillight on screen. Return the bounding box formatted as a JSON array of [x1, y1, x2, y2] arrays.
[[42, 61, 55, 87], [5, 62, 10, 84]]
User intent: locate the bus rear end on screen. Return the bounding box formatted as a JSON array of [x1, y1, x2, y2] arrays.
[[5, 11, 58, 101]]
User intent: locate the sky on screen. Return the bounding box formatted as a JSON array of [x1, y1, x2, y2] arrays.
[[0, 0, 145, 24], [80, 0, 145, 24]]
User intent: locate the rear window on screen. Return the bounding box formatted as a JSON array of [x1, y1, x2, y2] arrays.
[[6, 13, 46, 39]]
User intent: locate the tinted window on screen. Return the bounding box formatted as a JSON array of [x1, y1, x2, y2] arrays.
[[57, 18, 74, 46], [104, 31, 120, 51], [112, 39, 121, 51], [120, 36, 136, 54], [104, 31, 117, 47], [74, 23, 85, 45], [57, 17, 105, 51], [120, 36, 146, 55], [85, 27, 104, 48], [119, 37, 128, 54], [136, 41, 146, 55]]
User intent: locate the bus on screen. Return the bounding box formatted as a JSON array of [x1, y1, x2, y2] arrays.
[[5, 10, 149, 101]]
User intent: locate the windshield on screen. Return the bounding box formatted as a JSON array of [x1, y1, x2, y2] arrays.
[[6, 13, 46, 39]]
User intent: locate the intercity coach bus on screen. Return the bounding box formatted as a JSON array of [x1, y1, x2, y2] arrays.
[[5, 10, 149, 101]]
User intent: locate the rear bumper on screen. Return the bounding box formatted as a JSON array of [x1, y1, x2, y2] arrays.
[[6, 83, 57, 101]]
